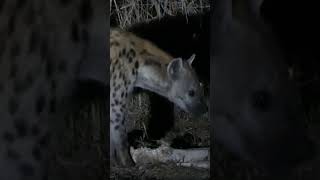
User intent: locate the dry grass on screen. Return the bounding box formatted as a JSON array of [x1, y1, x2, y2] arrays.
[[110, 0, 210, 28]]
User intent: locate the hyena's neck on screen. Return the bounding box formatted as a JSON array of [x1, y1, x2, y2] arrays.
[[134, 51, 172, 98]]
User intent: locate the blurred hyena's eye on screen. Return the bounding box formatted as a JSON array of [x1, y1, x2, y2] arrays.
[[252, 90, 271, 111], [188, 90, 195, 97]]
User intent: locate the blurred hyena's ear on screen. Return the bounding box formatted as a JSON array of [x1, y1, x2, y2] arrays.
[[167, 58, 183, 80], [187, 54, 196, 66]]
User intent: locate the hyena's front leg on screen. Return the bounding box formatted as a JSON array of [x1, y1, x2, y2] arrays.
[[110, 100, 134, 166]]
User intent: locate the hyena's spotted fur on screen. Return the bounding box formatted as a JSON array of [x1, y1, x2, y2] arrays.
[[0, 0, 107, 179], [110, 28, 207, 166]]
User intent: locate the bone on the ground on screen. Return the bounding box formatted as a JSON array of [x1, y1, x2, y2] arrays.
[[130, 143, 210, 169]]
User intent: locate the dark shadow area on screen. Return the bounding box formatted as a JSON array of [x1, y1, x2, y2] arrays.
[[49, 80, 108, 180], [147, 92, 175, 140]]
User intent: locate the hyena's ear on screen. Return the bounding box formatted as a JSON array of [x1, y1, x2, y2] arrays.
[[167, 58, 183, 80], [187, 54, 196, 66]]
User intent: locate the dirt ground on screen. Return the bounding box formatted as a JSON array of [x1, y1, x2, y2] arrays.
[[111, 163, 209, 180]]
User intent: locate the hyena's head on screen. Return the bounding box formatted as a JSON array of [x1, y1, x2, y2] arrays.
[[166, 54, 207, 116], [212, 0, 315, 173]]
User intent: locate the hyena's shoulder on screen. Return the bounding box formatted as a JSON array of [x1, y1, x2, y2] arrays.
[[110, 28, 172, 65]]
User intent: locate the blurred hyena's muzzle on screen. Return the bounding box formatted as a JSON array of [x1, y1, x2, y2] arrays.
[[188, 99, 208, 117]]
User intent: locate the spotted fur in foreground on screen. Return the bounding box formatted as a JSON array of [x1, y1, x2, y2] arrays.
[[110, 28, 207, 166], [0, 0, 107, 179]]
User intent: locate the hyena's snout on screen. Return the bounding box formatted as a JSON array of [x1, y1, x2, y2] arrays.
[[188, 98, 208, 117]]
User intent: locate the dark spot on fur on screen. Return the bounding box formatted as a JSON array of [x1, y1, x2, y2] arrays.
[[38, 134, 49, 147], [46, 61, 53, 78], [128, 48, 136, 57], [115, 118, 120, 122], [132, 69, 135, 75], [40, 38, 48, 59], [19, 162, 35, 177], [32, 146, 42, 161], [49, 98, 56, 113], [14, 118, 28, 137], [135, 61, 139, 69], [9, 97, 19, 115], [16, 0, 26, 9], [128, 57, 133, 63], [0, 0, 5, 12], [25, 6, 35, 25], [71, 21, 80, 42], [31, 124, 40, 136], [51, 79, 57, 92], [121, 92, 124, 98], [36, 95, 46, 114], [115, 85, 120, 91], [9, 63, 17, 78], [116, 113, 121, 118], [121, 119, 125, 125], [3, 132, 15, 143], [29, 30, 38, 53], [130, 41, 135, 46], [58, 59, 67, 73], [8, 14, 16, 36], [10, 42, 20, 58], [112, 92, 116, 98], [115, 100, 119, 105], [115, 125, 119, 130], [81, 28, 89, 44], [79, 0, 93, 24], [25, 71, 35, 85], [121, 48, 126, 56], [111, 103, 115, 107], [7, 149, 20, 160]]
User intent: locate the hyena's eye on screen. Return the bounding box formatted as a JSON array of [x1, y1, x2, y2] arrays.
[[188, 90, 195, 97], [251, 90, 271, 112]]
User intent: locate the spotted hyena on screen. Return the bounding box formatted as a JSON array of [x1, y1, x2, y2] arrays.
[[110, 28, 207, 166], [0, 0, 107, 179]]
